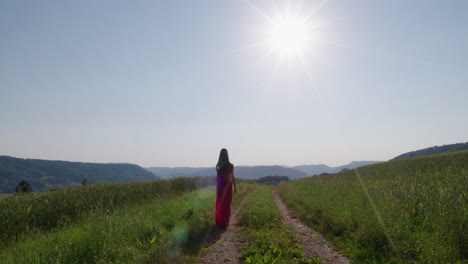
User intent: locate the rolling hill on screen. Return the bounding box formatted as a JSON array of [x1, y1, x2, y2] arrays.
[[292, 161, 382, 176], [190, 165, 307, 179], [0, 156, 160, 193], [147, 161, 383, 179], [392, 142, 468, 160], [146, 167, 211, 179]]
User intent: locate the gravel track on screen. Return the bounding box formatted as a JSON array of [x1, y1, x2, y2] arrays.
[[272, 188, 350, 264]]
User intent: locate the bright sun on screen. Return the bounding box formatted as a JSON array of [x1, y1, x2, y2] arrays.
[[267, 15, 309, 58]]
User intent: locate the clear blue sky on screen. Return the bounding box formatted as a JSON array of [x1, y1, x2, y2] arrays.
[[1, 0, 467, 167]]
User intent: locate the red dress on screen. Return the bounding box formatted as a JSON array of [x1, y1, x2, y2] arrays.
[[215, 164, 234, 228]]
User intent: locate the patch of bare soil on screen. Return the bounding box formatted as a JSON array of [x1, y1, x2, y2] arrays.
[[201, 196, 249, 264], [272, 189, 350, 264]]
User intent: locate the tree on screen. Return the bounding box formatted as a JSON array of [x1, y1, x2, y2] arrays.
[[82, 178, 88, 186], [257, 175, 290, 185], [15, 180, 32, 194]]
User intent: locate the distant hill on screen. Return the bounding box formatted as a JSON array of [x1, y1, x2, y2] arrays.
[[146, 167, 210, 179], [392, 142, 468, 160], [0, 156, 160, 193], [293, 161, 382, 176], [146, 161, 382, 180], [191, 165, 307, 180]]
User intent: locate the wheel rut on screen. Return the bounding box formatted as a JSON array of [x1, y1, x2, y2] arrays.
[[272, 188, 350, 264]]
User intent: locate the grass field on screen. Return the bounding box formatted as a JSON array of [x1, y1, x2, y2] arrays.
[[2, 151, 466, 263], [0, 178, 253, 263], [1, 189, 214, 263], [279, 151, 468, 263], [0, 177, 205, 248]]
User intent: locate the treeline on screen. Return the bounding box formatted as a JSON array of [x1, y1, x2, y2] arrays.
[[392, 142, 468, 160], [0, 156, 159, 193], [257, 175, 290, 185]]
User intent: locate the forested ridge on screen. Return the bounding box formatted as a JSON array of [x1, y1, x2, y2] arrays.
[[0, 156, 159, 193], [392, 142, 468, 160]]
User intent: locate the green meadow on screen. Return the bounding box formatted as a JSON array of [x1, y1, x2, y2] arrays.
[[279, 151, 468, 263], [0, 177, 203, 248], [0, 177, 237, 263]]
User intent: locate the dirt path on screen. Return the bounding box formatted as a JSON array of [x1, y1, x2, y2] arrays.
[[272, 189, 350, 264], [201, 195, 249, 264]]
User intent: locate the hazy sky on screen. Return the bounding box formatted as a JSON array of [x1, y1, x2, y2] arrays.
[[1, 0, 467, 167]]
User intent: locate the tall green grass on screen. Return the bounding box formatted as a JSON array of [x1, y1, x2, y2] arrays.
[[279, 151, 468, 263], [1, 180, 252, 263], [0, 177, 207, 248], [0, 188, 215, 264]]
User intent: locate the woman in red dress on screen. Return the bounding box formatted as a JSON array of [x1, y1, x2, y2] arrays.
[[215, 148, 237, 228]]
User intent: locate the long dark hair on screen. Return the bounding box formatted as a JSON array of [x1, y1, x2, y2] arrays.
[[216, 148, 231, 171]]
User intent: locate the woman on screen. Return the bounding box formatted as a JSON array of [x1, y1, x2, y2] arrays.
[[215, 148, 237, 228]]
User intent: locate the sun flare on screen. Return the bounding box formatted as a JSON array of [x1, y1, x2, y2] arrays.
[[267, 15, 309, 57]]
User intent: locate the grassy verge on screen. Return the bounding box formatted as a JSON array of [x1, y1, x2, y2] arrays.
[[239, 184, 322, 264], [0, 177, 205, 248], [279, 151, 468, 263]]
